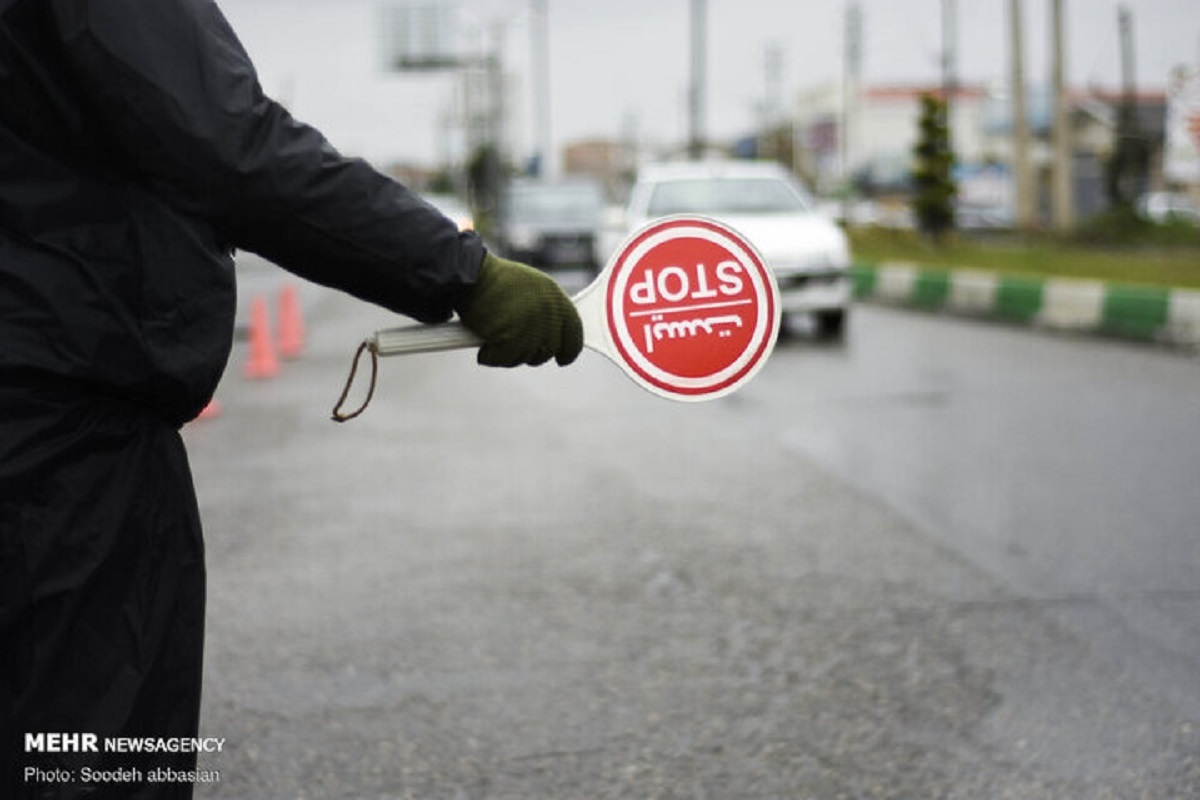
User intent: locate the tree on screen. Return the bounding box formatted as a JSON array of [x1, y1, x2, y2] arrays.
[[1106, 103, 1150, 210], [467, 143, 506, 238], [911, 94, 957, 241]]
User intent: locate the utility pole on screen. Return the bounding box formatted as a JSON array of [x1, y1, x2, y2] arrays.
[[1050, 0, 1074, 230], [942, 0, 957, 146], [1010, 0, 1035, 228], [688, 0, 707, 160], [1110, 3, 1147, 205], [760, 43, 784, 161], [1119, 6, 1138, 113], [842, 2, 862, 217], [484, 21, 507, 229], [1119, 6, 1135, 99], [531, 0, 551, 178]]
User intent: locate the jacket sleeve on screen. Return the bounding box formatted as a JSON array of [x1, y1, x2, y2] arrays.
[[47, 0, 482, 323]]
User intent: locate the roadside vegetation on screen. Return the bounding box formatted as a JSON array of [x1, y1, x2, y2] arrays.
[[848, 209, 1200, 290]]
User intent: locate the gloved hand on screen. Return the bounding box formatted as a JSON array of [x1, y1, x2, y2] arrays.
[[455, 253, 584, 367]]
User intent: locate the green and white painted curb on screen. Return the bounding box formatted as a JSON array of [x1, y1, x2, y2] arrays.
[[852, 262, 1200, 347]]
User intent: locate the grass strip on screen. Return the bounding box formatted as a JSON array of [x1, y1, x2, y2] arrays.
[[847, 228, 1200, 291]]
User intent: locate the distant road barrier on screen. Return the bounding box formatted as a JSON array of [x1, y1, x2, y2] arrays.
[[852, 262, 1200, 348]]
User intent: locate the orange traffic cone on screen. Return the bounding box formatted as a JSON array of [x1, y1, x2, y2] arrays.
[[244, 295, 280, 379], [277, 283, 305, 360]]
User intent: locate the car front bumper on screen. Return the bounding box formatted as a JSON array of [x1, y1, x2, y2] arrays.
[[775, 271, 852, 313]]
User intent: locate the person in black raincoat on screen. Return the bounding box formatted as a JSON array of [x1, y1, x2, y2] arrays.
[[0, 1, 582, 797]]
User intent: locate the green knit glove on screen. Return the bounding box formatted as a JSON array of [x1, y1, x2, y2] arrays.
[[456, 253, 584, 367]]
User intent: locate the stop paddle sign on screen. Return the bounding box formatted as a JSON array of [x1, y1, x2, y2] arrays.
[[333, 215, 780, 419], [596, 215, 780, 401]]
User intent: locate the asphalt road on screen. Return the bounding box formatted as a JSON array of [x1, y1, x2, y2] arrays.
[[186, 258, 1199, 799]]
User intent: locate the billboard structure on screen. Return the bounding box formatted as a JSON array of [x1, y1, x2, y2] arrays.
[[376, 2, 506, 208], [1164, 65, 1200, 185], [377, 2, 462, 71]]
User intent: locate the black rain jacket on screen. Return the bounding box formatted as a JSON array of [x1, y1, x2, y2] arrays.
[[2, 3, 484, 795], [0, 0, 485, 426]]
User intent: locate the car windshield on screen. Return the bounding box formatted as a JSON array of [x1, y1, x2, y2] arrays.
[[646, 176, 810, 216], [509, 183, 604, 223]]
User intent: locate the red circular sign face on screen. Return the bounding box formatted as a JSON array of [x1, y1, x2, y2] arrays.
[[605, 216, 780, 400]]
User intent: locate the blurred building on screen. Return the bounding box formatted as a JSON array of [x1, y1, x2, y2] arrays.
[[553, 80, 1172, 230], [980, 86, 1167, 221], [791, 80, 1167, 226], [561, 139, 636, 201], [382, 162, 439, 192], [794, 82, 991, 197], [562, 139, 630, 179]]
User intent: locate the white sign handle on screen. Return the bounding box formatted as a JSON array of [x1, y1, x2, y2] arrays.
[[368, 277, 606, 358], [332, 282, 604, 421], [370, 319, 481, 356]]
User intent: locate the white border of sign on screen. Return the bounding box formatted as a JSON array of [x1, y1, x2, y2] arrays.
[[604, 215, 781, 402]]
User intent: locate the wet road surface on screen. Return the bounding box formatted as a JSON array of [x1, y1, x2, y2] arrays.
[[186, 258, 1199, 798]]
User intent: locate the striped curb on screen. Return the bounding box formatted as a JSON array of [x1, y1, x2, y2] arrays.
[[851, 262, 1200, 347]]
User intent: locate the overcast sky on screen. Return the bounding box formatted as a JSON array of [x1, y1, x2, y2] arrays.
[[218, 0, 1199, 168]]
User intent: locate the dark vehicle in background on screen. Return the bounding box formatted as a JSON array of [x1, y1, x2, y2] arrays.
[[500, 178, 606, 274]]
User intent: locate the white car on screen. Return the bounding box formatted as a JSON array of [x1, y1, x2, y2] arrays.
[[599, 160, 852, 338]]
